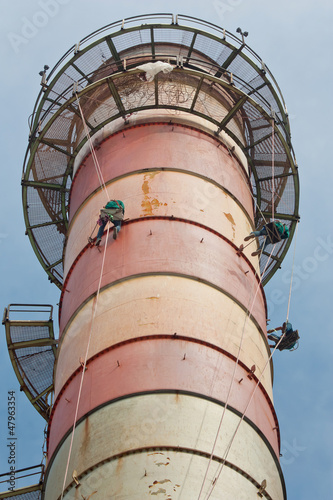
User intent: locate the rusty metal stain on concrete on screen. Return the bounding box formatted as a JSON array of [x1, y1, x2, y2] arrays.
[[116, 456, 123, 475], [149, 479, 172, 496], [224, 212, 236, 240], [142, 179, 150, 195], [147, 451, 170, 466], [141, 198, 163, 216], [224, 212, 235, 225], [142, 171, 160, 194], [141, 172, 163, 216]]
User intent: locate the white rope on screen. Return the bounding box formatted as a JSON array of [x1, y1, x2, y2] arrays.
[[235, 157, 269, 228], [204, 224, 299, 498], [204, 319, 285, 500], [60, 225, 110, 499], [59, 95, 114, 499], [271, 117, 275, 221], [286, 220, 299, 322], [230, 114, 276, 228], [196, 244, 274, 500], [75, 94, 109, 203]]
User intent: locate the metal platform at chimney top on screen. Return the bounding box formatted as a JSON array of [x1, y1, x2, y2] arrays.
[[22, 13, 299, 289]]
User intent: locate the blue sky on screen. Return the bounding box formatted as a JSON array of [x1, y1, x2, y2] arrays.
[[0, 1, 332, 499]]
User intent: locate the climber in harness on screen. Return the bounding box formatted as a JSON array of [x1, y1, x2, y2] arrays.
[[267, 321, 300, 351], [244, 221, 290, 256], [95, 199, 125, 246]]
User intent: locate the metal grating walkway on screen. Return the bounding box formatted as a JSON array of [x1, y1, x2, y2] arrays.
[[2, 305, 57, 421]]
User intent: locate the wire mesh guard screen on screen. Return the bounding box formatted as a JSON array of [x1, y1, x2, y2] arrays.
[[23, 17, 299, 287], [0, 487, 42, 500], [3, 305, 57, 420]]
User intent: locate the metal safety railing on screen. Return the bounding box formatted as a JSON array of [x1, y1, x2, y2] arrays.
[[0, 465, 43, 499], [2, 304, 57, 420]]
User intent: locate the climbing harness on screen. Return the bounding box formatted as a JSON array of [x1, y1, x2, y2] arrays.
[[100, 207, 124, 222], [268, 329, 300, 351], [265, 221, 282, 244]]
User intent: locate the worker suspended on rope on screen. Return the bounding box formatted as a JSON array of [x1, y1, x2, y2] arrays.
[[95, 200, 125, 246], [244, 220, 290, 256], [267, 321, 300, 351]]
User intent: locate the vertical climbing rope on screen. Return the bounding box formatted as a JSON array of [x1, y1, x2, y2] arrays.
[[196, 244, 275, 500], [75, 93, 110, 203], [271, 115, 275, 222], [197, 117, 292, 500], [59, 95, 114, 499], [60, 226, 110, 500], [286, 220, 299, 322], [204, 328, 287, 500], [203, 227, 299, 499]]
